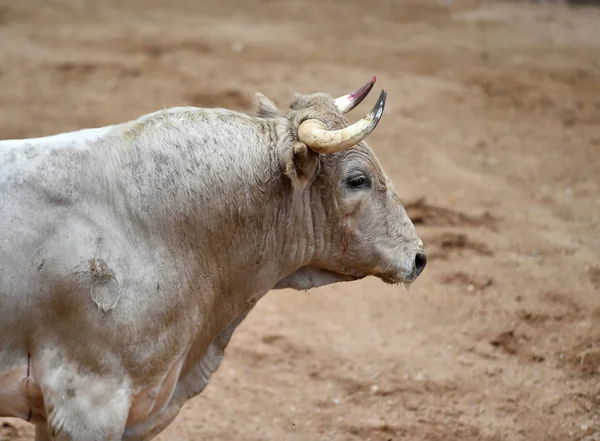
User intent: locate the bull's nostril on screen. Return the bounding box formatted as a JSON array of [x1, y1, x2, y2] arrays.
[[414, 252, 427, 277]]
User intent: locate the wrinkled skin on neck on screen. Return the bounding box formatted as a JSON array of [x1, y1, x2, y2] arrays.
[[265, 92, 425, 290]]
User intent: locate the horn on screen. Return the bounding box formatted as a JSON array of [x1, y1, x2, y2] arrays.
[[333, 76, 376, 114], [298, 89, 387, 153]]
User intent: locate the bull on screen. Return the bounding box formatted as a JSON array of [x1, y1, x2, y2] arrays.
[[0, 77, 426, 440]]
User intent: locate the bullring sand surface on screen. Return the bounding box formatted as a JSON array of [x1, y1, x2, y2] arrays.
[[0, 0, 599, 440]]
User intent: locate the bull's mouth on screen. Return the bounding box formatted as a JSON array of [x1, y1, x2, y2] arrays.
[[375, 269, 416, 285], [380, 275, 401, 285]]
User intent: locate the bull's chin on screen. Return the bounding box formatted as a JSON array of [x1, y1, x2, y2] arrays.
[[380, 275, 401, 285], [375, 270, 412, 285], [375, 274, 401, 285]]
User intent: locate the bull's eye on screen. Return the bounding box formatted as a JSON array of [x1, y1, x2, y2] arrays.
[[345, 174, 371, 190]]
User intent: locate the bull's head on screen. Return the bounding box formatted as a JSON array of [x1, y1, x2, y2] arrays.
[[257, 78, 426, 291]]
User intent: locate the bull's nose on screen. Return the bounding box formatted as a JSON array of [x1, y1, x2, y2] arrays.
[[414, 252, 427, 277]]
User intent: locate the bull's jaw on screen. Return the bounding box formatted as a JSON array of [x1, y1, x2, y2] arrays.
[[375, 268, 419, 286], [272, 266, 363, 291]]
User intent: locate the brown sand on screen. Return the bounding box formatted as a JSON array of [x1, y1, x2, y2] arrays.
[[0, 0, 599, 440]]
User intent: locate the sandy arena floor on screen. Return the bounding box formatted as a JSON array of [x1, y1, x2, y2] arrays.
[[1, 0, 599, 440]]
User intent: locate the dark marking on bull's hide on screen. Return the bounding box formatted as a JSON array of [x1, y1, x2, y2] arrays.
[[65, 387, 76, 398], [90, 258, 114, 283], [3, 150, 16, 163], [24, 146, 38, 160], [26, 352, 32, 422]]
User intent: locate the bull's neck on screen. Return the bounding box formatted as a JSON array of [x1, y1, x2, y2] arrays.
[[186, 175, 312, 297], [170, 150, 312, 374], [106, 109, 314, 303]]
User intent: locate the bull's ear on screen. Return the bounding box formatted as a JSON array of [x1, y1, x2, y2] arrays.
[[284, 141, 319, 187], [254, 93, 280, 118]]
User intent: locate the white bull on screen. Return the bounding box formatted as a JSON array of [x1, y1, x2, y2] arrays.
[[0, 77, 427, 440]]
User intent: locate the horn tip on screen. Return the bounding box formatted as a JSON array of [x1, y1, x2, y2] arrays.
[[378, 89, 387, 108], [371, 75, 377, 84], [371, 89, 387, 121]]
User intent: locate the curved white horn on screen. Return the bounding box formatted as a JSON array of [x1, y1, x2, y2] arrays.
[[333, 76, 376, 114], [298, 89, 387, 153]]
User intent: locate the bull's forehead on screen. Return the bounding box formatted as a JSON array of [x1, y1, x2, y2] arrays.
[[289, 92, 336, 111], [288, 93, 351, 127]]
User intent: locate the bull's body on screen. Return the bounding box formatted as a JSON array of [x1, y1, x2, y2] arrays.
[[1, 107, 303, 439], [0, 80, 426, 440]]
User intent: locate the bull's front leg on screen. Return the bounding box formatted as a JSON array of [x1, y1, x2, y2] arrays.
[[122, 311, 250, 441], [32, 348, 131, 441]]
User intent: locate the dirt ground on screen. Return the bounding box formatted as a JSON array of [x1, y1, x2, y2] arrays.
[[1, 0, 599, 440]]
